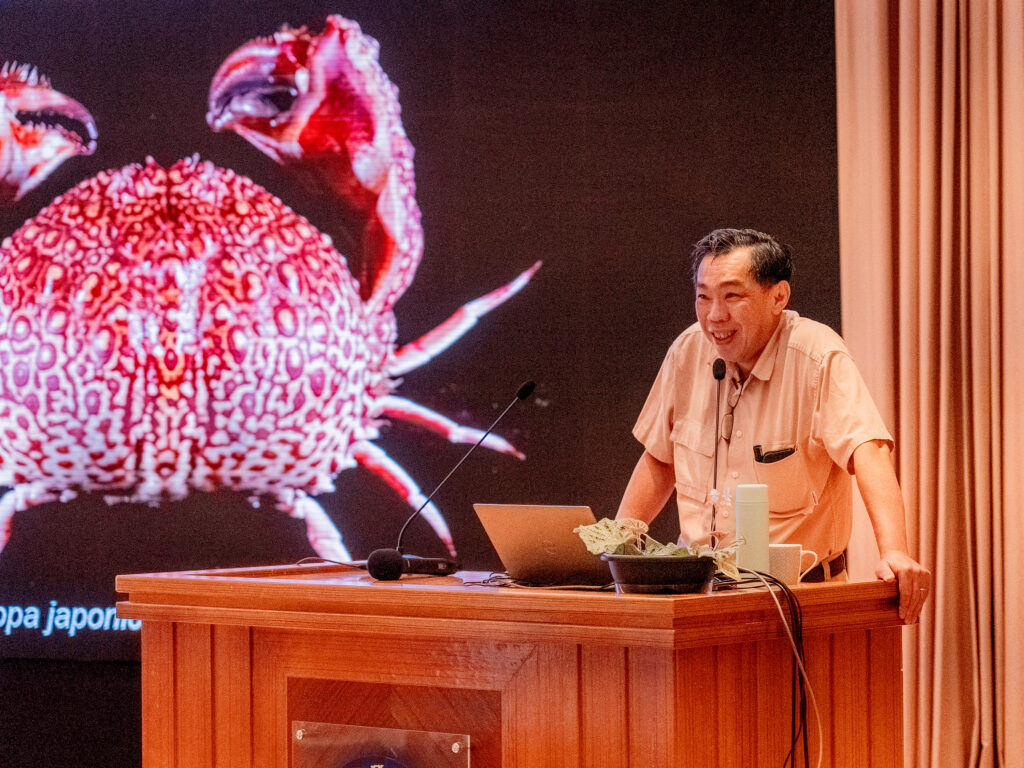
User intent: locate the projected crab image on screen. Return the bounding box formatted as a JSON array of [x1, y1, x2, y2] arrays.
[[0, 16, 538, 561]]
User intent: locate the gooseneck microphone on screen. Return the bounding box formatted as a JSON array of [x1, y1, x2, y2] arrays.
[[710, 358, 726, 545], [367, 380, 537, 580]]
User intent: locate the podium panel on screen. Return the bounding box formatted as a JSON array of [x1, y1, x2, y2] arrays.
[[117, 564, 903, 767]]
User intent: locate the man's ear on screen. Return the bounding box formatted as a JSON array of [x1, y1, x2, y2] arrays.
[[772, 280, 791, 312]]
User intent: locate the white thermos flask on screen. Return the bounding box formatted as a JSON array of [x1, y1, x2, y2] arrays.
[[735, 483, 769, 573]]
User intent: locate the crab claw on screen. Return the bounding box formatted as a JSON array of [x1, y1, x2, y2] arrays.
[[207, 16, 421, 310], [206, 16, 395, 185], [1, 61, 97, 203]]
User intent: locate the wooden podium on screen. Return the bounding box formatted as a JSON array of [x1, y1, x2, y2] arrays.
[[116, 564, 903, 768]]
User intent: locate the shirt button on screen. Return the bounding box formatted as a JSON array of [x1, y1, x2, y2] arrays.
[[731, 471, 739, 479], [721, 509, 730, 518], [735, 430, 742, 437]]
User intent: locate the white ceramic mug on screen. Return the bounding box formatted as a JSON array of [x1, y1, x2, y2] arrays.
[[768, 543, 817, 585]]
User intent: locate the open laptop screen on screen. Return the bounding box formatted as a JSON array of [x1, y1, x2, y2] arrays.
[[473, 504, 612, 586]]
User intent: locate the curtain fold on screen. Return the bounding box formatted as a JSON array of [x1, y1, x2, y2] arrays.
[[836, 1, 1022, 766]]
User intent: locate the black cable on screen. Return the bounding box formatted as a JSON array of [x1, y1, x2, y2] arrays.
[[735, 572, 809, 768], [776, 576, 807, 768], [294, 555, 365, 568]]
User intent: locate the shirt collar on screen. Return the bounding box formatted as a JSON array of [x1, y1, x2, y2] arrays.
[[747, 309, 795, 382]]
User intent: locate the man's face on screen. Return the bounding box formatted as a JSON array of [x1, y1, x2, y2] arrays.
[[694, 247, 790, 375]]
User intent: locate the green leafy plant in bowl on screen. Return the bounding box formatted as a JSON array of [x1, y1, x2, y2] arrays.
[[575, 518, 740, 593]]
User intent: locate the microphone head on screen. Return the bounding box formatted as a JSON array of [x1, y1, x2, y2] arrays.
[[712, 358, 726, 380], [516, 380, 536, 399], [367, 548, 404, 580]]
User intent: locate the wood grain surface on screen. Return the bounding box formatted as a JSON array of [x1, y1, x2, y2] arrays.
[[118, 565, 903, 767]]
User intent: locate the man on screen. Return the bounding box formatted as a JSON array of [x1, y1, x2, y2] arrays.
[[617, 228, 930, 624]]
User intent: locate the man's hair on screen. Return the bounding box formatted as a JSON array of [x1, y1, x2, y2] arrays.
[[690, 228, 793, 287]]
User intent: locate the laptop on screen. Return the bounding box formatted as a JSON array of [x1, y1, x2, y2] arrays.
[[473, 504, 613, 586]]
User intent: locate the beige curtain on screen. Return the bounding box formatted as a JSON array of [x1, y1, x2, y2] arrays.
[[836, 1, 1023, 767]]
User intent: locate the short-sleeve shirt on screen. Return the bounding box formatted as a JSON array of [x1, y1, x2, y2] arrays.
[[633, 310, 893, 564]]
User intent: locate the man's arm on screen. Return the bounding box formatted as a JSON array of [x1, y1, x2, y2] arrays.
[[616, 450, 675, 524], [851, 439, 931, 624]]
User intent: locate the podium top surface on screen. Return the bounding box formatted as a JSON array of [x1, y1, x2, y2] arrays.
[[116, 563, 901, 649]]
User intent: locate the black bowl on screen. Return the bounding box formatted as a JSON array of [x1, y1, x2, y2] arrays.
[[601, 554, 716, 594]]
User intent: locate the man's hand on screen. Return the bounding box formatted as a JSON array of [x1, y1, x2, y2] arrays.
[[852, 440, 930, 625], [875, 549, 931, 624]]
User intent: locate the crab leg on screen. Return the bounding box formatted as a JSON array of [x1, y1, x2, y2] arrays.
[[375, 395, 524, 458], [289, 491, 352, 563], [351, 440, 455, 556], [0, 492, 16, 549], [389, 261, 541, 376], [0, 484, 62, 552]]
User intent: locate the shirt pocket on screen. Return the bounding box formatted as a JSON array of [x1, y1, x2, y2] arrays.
[[752, 448, 815, 516], [670, 417, 715, 503]]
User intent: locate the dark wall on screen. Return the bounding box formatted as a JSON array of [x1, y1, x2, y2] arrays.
[[0, 659, 141, 767], [0, 1, 837, 764]]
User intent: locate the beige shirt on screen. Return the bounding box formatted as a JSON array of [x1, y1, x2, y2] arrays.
[[633, 310, 893, 565]]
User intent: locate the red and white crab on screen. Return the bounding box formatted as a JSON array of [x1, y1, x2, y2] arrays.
[[0, 16, 538, 561]]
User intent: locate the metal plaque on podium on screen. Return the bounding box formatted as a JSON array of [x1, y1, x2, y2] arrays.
[[292, 721, 470, 768]]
